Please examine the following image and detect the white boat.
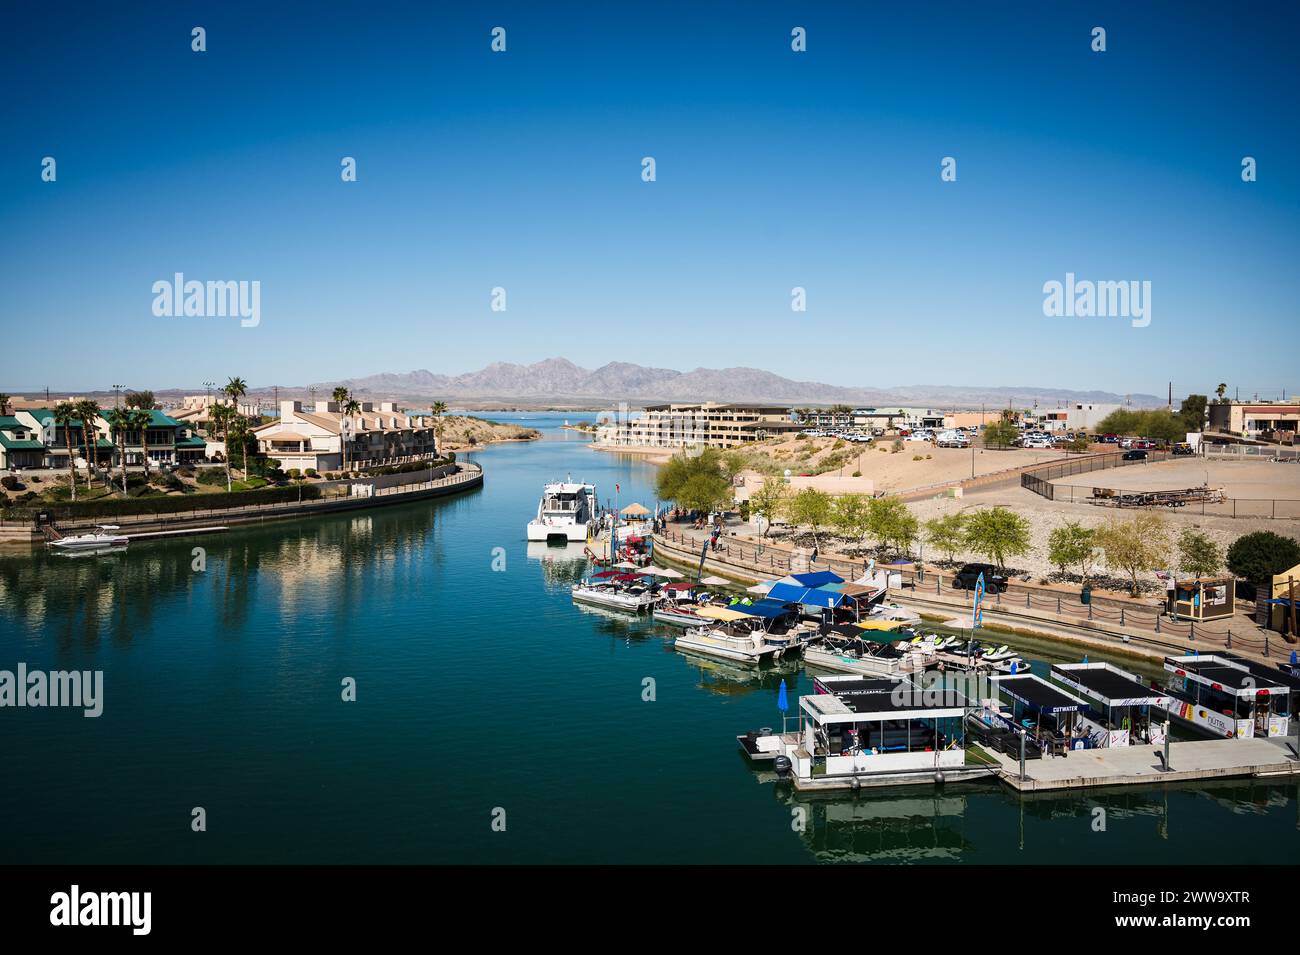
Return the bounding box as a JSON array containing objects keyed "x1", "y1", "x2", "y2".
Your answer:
[
  {"x1": 48, "y1": 524, "x2": 129, "y2": 552},
  {"x1": 571, "y1": 580, "x2": 654, "y2": 612},
  {"x1": 675, "y1": 625, "x2": 782, "y2": 665},
  {"x1": 527, "y1": 481, "x2": 599, "y2": 543}
]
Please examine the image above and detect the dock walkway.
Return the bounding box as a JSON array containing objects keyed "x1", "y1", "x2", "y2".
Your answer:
[{"x1": 985, "y1": 737, "x2": 1299, "y2": 792}]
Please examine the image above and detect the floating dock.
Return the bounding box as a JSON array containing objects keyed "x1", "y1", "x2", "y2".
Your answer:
[{"x1": 980, "y1": 736, "x2": 1300, "y2": 793}]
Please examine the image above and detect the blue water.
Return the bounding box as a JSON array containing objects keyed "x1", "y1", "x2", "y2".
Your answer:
[{"x1": 2, "y1": 414, "x2": 1298, "y2": 864}]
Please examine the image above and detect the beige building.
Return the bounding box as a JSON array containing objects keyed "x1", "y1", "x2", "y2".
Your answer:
[
  {"x1": 1208, "y1": 400, "x2": 1300, "y2": 440},
  {"x1": 597, "y1": 403, "x2": 801, "y2": 449},
  {"x1": 253, "y1": 400, "x2": 437, "y2": 473}
]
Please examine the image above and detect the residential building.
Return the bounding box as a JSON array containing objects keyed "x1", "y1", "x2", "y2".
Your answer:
[
  {"x1": 104, "y1": 409, "x2": 207, "y2": 466},
  {"x1": 13, "y1": 408, "x2": 114, "y2": 471},
  {"x1": 253, "y1": 400, "x2": 437, "y2": 473},
  {"x1": 0, "y1": 415, "x2": 46, "y2": 470},
  {"x1": 169, "y1": 395, "x2": 265, "y2": 436},
  {"x1": 596, "y1": 403, "x2": 801, "y2": 449}
]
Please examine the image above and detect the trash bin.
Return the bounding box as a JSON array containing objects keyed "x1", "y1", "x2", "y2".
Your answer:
[{"x1": 1081, "y1": 585, "x2": 1092, "y2": 605}]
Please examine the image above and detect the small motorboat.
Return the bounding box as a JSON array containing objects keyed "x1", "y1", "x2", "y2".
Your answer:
[{"x1": 48, "y1": 525, "x2": 129, "y2": 552}]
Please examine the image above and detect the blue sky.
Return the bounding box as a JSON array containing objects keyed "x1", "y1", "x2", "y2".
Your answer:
[{"x1": 1, "y1": 1, "x2": 1297, "y2": 398}]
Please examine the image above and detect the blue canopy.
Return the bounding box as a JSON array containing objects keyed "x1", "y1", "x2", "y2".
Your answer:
[
  {"x1": 766, "y1": 582, "x2": 848, "y2": 609},
  {"x1": 745, "y1": 598, "x2": 798, "y2": 619},
  {"x1": 789, "y1": 570, "x2": 844, "y2": 587}
]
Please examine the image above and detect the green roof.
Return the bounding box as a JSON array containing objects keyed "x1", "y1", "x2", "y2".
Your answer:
[
  {"x1": 175, "y1": 436, "x2": 207, "y2": 448},
  {"x1": 0, "y1": 434, "x2": 45, "y2": 450},
  {"x1": 0, "y1": 416, "x2": 23, "y2": 429}
]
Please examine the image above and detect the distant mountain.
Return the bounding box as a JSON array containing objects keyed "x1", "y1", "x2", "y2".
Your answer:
[{"x1": 269, "y1": 359, "x2": 1163, "y2": 409}]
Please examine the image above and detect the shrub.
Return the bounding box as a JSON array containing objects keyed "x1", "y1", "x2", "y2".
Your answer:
[
  {"x1": 305, "y1": 468, "x2": 318, "y2": 478},
  {"x1": 197, "y1": 469, "x2": 226, "y2": 486},
  {"x1": 1, "y1": 476, "x2": 20, "y2": 491},
  {"x1": 1226, "y1": 531, "x2": 1300, "y2": 587},
  {"x1": 287, "y1": 468, "x2": 301, "y2": 479}
]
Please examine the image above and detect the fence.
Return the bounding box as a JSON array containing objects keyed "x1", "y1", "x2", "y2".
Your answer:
[{"x1": 654, "y1": 523, "x2": 1290, "y2": 660}]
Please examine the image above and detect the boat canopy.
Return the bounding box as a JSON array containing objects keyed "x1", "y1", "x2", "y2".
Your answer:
[
  {"x1": 784, "y1": 570, "x2": 844, "y2": 588},
  {"x1": 662, "y1": 582, "x2": 695, "y2": 591},
  {"x1": 766, "y1": 581, "x2": 850, "y2": 608},
  {"x1": 696, "y1": 606, "x2": 754, "y2": 622},
  {"x1": 742, "y1": 599, "x2": 796, "y2": 620},
  {"x1": 856, "y1": 620, "x2": 906, "y2": 632}
]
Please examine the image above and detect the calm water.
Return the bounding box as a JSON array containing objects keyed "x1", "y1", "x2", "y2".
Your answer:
[{"x1": 2, "y1": 414, "x2": 1298, "y2": 864}]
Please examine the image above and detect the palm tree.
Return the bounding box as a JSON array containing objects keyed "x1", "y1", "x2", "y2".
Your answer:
[
  {"x1": 124, "y1": 389, "x2": 155, "y2": 410},
  {"x1": 225, "y1": 377, "x2": 248, "y2": 405},
  {"x1": 332, "y1": 386, "x2": 349, "y2": 406},
  {"x1": 129, "y1": 408, "x2": 153, "y2": 477},
  {"x1": 430, "y1": 401, "x2": 447, "y2": 454},
  {"x1": 210, "y1": 403, "x2": 234, "y2": 491},
  {"x1": 342, "y1": 394, "x2": 361, "y2": 472},
  {"x1": 105, "y1": 407, "x2": 132, "y2": 495},
  {"x1": 76, "y1": 399, "x2": 102, "y2": 486},
  {"x1": 53, "y1": 401, "x2": 78, "y2": 502}
]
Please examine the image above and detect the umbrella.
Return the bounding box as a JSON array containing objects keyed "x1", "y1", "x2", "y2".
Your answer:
[
  {"x1": 745, "y1": 583, "x2": 773, "y2": 595},
  {"x1": 614, "y1": 560, "x2": 639, "y2": 569},
  {"x1": 644, "y1": 566, "x2": 684, "y2": 578},
  {"x1": 700, "y1": 575, "x2": 731, "y2": 586},
  {"x1": 621, "y1": 502, "x2": 650, "y2": 516}
]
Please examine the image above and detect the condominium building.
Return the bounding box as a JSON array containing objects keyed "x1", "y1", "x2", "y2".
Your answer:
[
  {"x1": 6, "y1": 408, "x2": 205, "y2": 469},
  {"x1": 253, "y1": 400, "x2": 437, "y2": 473},
  {"x1": 596, "y1": 403, "x2": 801, "y2": 449}
]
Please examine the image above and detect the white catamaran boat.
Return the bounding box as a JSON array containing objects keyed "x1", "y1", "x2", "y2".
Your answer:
[
  {"x1": 48, "y1": 524, "x2": 129, "y2": 552},
  {"x1": 527, "y1": 481, "x2": 599, "y2": 543}
]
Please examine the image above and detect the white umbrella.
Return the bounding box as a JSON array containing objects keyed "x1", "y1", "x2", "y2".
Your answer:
[
  {"x1": 700, "y1": 575, "x2": 731, "y2": 586},
  {"x1": 746, "y1": 582, "x2": 774, "y2": 595},
  {"x1": 644, "y1": 566, "x2": 684, "y2": 578},
  {"x1": 613, "y1": 560, "x2": 640, "y2": 570}
]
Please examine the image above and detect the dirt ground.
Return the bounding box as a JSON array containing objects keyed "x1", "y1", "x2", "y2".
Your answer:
[{"x1": 1049, "y1": 456, "x2": 1300, "y2": 501}]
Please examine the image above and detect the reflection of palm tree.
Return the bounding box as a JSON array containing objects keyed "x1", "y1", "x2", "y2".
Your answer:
[{"x1": 53, "y1": 402, "x2": 78, "y2": 501}]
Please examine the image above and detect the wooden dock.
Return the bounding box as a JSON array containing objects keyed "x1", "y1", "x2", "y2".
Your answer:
[{"x1": 985, "y1": 737, "x2": 1300, "y2": 792}]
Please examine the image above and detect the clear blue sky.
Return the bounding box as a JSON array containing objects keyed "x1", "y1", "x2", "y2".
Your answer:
[{"x1": 2, "y1": 1, "x2": 1297, "y2": 398}]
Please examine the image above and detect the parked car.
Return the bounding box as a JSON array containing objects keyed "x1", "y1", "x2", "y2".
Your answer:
[
  {"x1": 1122, "y1": 449, "x2": 1148, "y2": 461},
  {"x1": 1023, "y1": 437, "x2": 1054, "y2": 449},
  {"x1": 1172, "y1": 442, "x2": 1195, "y2": 456},
  {"x1": 951, "y1": 563, "x2": 1008, "y2": 593},
  {"x1": 936, "y1": 430, "x2": 970, "y2": 448},
  {"x1": 905, "y1": 431, "x2": 934, "y2": 442}
]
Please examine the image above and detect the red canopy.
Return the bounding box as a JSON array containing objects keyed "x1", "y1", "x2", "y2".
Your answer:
[
  {"x1": 592, "y1": 570, "x2": 620, "y2": 578},
  {"x1": 663, "y1": 582, "x2": 695, "y2": 591},
  {"x1": 614, "y1": 573, "x2": 643, "y2": 581}
]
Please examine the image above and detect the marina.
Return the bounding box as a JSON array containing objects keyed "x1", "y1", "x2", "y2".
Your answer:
[{"x1": 3, "y1": 414, "x2": 1299, "y2": 864}]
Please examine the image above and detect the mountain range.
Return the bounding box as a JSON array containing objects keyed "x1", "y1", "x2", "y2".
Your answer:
[{"x1": 243, "y1": 358, "x2": 1163, "y2": 409}]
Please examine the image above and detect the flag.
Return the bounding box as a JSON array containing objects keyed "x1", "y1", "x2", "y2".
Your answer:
[{"x1": 972, "y1": 572, "x2": 985, "y2": 628}]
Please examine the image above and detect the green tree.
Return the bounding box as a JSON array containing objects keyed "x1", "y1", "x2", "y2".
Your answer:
[
  {"x1": 124, "y1": 389, "x2": 156, "y2": 410},
  {"x1": 963, "y1": 506, "x2": 1032, "y2": 571},
  {"x1": 1225, "y1": 531, "x2": 1300, "y2": 588},
  {"x1": 866, "y1": 496, "x2": 916, "y2": 555},
  {"x1": 129, "y1": 408, "x2": 153, "y2": 476},
  {"x1": 105, "y1": 407, "x2": 132, "y2": 495},
  {"x1": 830, "y1": 492, "x2": 871, "y2": 545},
  {"x1": 786, "y1": 488, "x2": 833, "y2": 546},
  {"x1": 210, "y1": 403, "x2": 235, "y2": 492},
  {"x1": 1094, "y1": 513, "x2": 1172, "y2": 596},
  {"x1": 342, "y1": 395, "x2": 362, "y2": 472},
  {"x1": 1095, "y1": 408, "x2": 1143, "y2": 436},
  {"x1": 924, "y1": 512, "x2": 968, "y2": 562},
  {"x1": 1140, "y1": 409, "x2": 1186, "y2": 445},
  {"x1": 1177, "y1": 395, "x2": 1208, "y2": 434},
  {"x1": 1215, "y1": 383, "x2": 1228, "y2": 402},
  {"x1": 982, "y1": 419, "x2": 1019, "y2": 449},
  {"x1": 656, "y1": 448, "x2": 733, "y2": 515},
  {"x1": 1177, "y1": 528, "x2": 1221, "y2": 579},
  {"x1": 1047, "y1": 521, "x2": 1098, "y2": 583},
  {"x1": 748, "y1": 476, "x2": 790, "y2": 537},
  {"x1": 53, "y1": 401, "x2": 79, "y2": 502},
  {"x1": 76, "y1": 399, "x2": 102, "y2": 486}
]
